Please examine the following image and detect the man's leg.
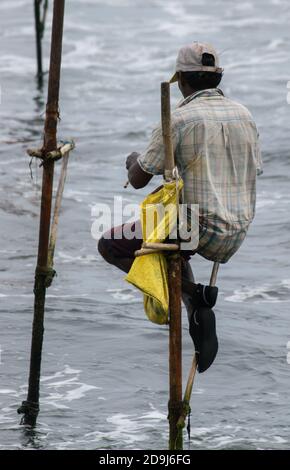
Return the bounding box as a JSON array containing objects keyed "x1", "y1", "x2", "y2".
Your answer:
[
  {"x1": 98, "y1": 223, "x2": 197, "y2": 321},
  {"x1": 181, "y1": 257, "x2": 196, "y2": 322},
  {"x1": 98, "y1": 221, "x2": 142, "y2": 274}
]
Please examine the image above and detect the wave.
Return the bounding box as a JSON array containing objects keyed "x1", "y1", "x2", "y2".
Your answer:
[{"x1": 225, "y1": 279, "x2": 290, "y2": 303}]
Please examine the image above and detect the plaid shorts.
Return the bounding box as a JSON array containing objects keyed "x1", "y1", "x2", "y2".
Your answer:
[
  {"x1": 102, "y1": 218, "x2": 248, "y2": 264},
  {"x1": 102, "y1": 220, "x2": 196, "y2": 262}
]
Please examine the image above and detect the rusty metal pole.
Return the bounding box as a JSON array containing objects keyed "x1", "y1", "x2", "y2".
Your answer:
[
  {"x1": 161, "y1": 82, "x2": 183, "y2": 450},
  {"x1": 18, "y1": 0, "x2": 66, "y2": 426}
]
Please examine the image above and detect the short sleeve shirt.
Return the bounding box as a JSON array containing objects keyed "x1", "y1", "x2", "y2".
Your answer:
[{"x1": 137, "y1": 88, "x2": 262, "y2": 263}]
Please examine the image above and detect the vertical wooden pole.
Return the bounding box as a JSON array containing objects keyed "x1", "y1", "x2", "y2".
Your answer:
[
  {"x1": 161, "y1": 83, "x2": 175, "y2": 183},
  {"x1": 34, "y1": 0, "x2": 43, "y2": 87},
  {"x1": 167, "y1": 254, "x2": 183, "y2": 449},
  {"x1": 177, "y1": 261, "x2": 220, "y2": 430},
  {"x1": 161, "y1": 82, "x2": 183, "y2": 450},
  {"x1": 18, "y1": 0, "x2": 66, "y2": 426},
  {"x1": 47, "y1": 152, "x2": 70, "y2": 268}
]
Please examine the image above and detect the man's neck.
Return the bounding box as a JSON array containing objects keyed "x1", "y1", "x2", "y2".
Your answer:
[{"x1": 182, "y1": 88, "x2": 197, "y2": 98}]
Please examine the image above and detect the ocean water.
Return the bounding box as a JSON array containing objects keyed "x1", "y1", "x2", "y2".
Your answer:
[{"x1": 0, "y1": 0, "x2": 290, "y2": 450}]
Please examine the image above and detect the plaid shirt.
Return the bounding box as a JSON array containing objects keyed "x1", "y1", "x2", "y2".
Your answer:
[{"x1": 138, "y1": 88, "x2": 262, "y2": 263}]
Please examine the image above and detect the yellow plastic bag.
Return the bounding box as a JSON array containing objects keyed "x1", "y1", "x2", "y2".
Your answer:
[{"x1": 126, "y1": 179, "x2": 183, "y2": 325}]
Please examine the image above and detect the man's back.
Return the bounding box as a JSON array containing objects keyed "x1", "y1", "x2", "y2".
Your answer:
[
  {"x1": 172, "y1": 88, "x2": 262, "y2": 227},
  {"x1": 138, "y1": 87, "x2": 262, "y2": 262}
]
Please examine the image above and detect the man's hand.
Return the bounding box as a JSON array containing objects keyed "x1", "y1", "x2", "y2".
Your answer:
[{"x1": 126, "y1": 152, "x2": 140, "y2": 170}]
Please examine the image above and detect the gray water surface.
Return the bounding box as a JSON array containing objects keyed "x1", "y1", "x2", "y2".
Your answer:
[{"x1": 0, "y1": 0, "x2": 290, "y2": 450}]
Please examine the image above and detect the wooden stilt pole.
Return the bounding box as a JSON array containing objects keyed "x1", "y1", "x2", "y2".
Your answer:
[
  {"x1": 34, "y1": 0, "x2": 49, "y2": 88},
  {"x1": 168, "y1": 254, "x2": 183, "y2": 449},
  {"x1": 34, "y1": 0, "x2": 43, "y2": 87},
  {"x1": 48, "y1": 149, "x2": 71, "y2": 268},
  {"x1": 177, "y1": 262, "x2": 220, "y2": 431},
  {"x1": 161, "y1": 82, "x2": 183, "y2": 450},
  {"x1": 18, "y1": 0, "x2": 66, "y2": 426}
]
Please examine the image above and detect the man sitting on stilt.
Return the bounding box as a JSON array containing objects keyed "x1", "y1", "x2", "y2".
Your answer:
[{"x1": 98, "y1": 42, "x2": 262, "y2": 362}]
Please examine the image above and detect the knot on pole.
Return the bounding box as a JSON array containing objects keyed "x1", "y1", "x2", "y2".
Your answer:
[
  {"x1": 135, "y1": 242, "x2": 180, "y2": 258},
  {"x1": 177, "y1": 400, "x2": 191, "y2": 430},
  {"x1": 168, "y1": 399, "x2": 184, "y2": 450},
  {"x1": 17, "y1": 400, "x2": 39, "y2": 423},
  {"x1": 35, "y1": 265, "x2": 56, "y2": 290},
  {"x1": 27, "y1": 140, "x2": 75, "y2": 167}
]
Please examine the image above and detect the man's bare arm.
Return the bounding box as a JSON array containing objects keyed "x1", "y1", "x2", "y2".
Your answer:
[{"x1": 126, "y1": 152, "x2": 153, "y2": 189}]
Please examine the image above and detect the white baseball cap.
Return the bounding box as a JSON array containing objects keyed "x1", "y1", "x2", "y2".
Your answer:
[{"x1": 170, "y1": 42, "x2": 223, "y2": 83}]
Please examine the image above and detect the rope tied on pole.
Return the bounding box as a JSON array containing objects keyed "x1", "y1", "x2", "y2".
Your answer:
[
  {"x1": 168, "y1": 398, "x2": 184, "y2": 449},
  {"x1": 34, "y1": 265, "x2": 57, "y2": 289},
  {"x1": 27, "y1": 140, "x2": 75, "y2": 167},
  {"x1": 17, "y1": 400, "x2": 39, "y2": 423}
]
